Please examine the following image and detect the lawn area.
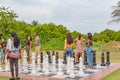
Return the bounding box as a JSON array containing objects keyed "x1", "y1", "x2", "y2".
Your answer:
[
  {"x1": 101, "y1": 68, "x2": 120, "y2": 80},
  {"x1": 0, "y1": 76, "x2": 28, "y2": 80}
]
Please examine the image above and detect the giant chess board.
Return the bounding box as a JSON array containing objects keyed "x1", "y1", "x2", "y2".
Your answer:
[{"x1": 0, "y1": 62, "x2": 112, "y2": 80}]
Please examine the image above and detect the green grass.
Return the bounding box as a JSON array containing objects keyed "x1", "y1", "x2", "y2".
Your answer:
[
  {"x1": 0, "y1": 76, "x2": 28, "y2": 80},
  {"x1": 101, "y1": 68, "x2": 120, "y2": 80}
]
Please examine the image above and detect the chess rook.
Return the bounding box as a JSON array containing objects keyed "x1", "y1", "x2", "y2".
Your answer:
[
  {"x1": 106, "y1": 51, "x2": 110, "y2": 66},
  {"x1": 101, "y1": 52, "x2": 105, "y2": 66}
]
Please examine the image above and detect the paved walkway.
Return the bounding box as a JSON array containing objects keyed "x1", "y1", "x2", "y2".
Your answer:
[
  {"x1": 84, "y1": 63, "x2": 120, "y2": 80},
  {"x1": 0, "y1": 63, "x2": 120, "y2": 80}
]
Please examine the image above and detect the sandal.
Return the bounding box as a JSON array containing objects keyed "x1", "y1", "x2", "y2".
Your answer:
[
  {"x1": 9, "y1": 78, "x2": 15, "y2": 80},
  {"x1": 15, "y1": 78, "x2": 20, "y2": 80}
]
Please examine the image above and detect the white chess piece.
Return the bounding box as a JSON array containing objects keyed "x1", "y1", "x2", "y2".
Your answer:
[
  {"x1": 79, "y1": 57, "x2": 85, "y2": 77},
  {"x1": 57, "y1": 59, "x2": 63, "y2": 77},
  {"x1": 23, "y1": 50, "x2": 29, "y2": 73},
  {"x1": 5, "y1": 59, "x2": 10, "y2": 72},
  {"x1": 44, "y1": 55, "x2": 50, "y2": 75},
  {"x1": 42, "y1": 56, "x2": 46, "y2": 72},
  {"x1": 31, "y1": 52, "x2": 36, "y2": 75},
  {"x1": 18, "y1": 59, "x2": 21, "y2": 72},
  {"x1": 52, "y1": 54, "x2": 56, "y2": 73},
  {"x1": 69, "y1": 58, "x2": 75, "y2": 78},
  {"x1": 66, "y1": 56, "x2": 71, "y2": 74},
  {"x1": 37, "y1": 54, "x2": 41, "y2": 71}
]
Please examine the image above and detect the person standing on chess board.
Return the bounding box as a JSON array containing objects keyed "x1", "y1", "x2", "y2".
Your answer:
[
  {"x1": 6, "y1": 32, "x2": 21, "y2": 80},
  {"x1": 64, "y1": 33, "x2": 74, "y2": 58},
  {"x1": 34, "y1": 32, "x2": 40, "y2": 63},
  {"x1": 0, "y1": 43, "x2": 4, "y2": 64},
  {"x1": 74, "y1": 34, "x2": 84, "y2": 63},
  {"x1": 1, "y1": 38, "x2": 7, "y2": 64},
  {"x1": 86, "y1": 33, "x2": 93, "y2": 68},
  {"x1": 24, "y1": 36, "x2": 32, "y2": 64}
]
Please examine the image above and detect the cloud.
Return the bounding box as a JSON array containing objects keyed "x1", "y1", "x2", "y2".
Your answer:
[{"x1": 0, "y1": 0, "x2": 120, "y2": 33}]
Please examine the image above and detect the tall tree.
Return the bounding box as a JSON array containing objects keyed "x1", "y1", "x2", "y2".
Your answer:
[
  {"x1": 109, "y1": 1, "x2": 120, "y2": 23},
  {"x1": 31, "y1": 20, "x2": 39, "y2": 26},
  {"x1": 0, "y1": 6, "x2": 18, "y2": 36}
]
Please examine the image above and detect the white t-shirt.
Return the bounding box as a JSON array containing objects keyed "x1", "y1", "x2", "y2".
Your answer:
[{"x1": 6, "y1": 39, "x2": 21, "y2": 52}]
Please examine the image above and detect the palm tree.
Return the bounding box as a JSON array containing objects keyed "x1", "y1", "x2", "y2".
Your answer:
[
  {"x1": 31, "y1": 20, "x2": 39, "y2": 26},
  {"x1": 109, "y1": 1, "x2": 120, "y2": 23}
]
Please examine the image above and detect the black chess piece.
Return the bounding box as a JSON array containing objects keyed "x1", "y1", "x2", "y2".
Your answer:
[
  {"x1": 92, "y1": 50, "x2": 97, "y2": 66},
  {"x1": 40, "y1": 52, "x2": 43, "y2": 63},
  {"x1": 84, "y1": 50, "x2": 88, "y2": 65},
  {"x1": 78, "y1": 53, "x2": 80, "y2": 63},
  {"x1": 73, "y1": 51, "x2": 75, "y2": 64},
  {"x1": 101, "y1": 52, "x2": 105, "y2": 66},
  {"x1": 52, "y1": 51, "x2": 55, "y2": 56},
  {"x1": 63, "y1": 51, "x2": 67, "y2": 64},
  {"x1": 106, "y1": 51, "x2": 110, "y2": 66},
  {"x1": 47, "y1": 51, "x2": 52, "y2": 63},
  {"x1": 56, "y1": 52, "x2": 59, "y2": 63}
]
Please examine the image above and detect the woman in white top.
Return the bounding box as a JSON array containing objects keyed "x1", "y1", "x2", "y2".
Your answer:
[{"x1": 6, "y1": 32, "x2": 21, "y2": 80}]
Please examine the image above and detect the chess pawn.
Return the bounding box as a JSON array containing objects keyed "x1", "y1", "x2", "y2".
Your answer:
[
  {"x1": 56, "y1": 52, "x2": 59, "y2": 63},
  {"x1": 37, "y1": 54, "x2": 41, "y2": 71},
  {"x1": 44, "y1": 55, "x2": 50, "y2": 75},
  {"x1": 5, "y1": 59, "x2": 10, "y2": 72},
  {"x1": 92, "y1": 50, "x2": 96, "y2": 66},
  {"x1": 79, "y1": 57, "x2": 85, "y2": 77},
  {"x1": 57, "y1": 59, "x2": 63, "y2": 76},
  {"x1": 66, "y1": 57, "x2": 71, "y2": 74},
  {"x1": 42, "y1": 56, "x2": 45, "y2": 72},
  {"x1": 69, "y1": 58, "x2": 75, "y2": 78},
  {"x1": 84, "y1": 50, "x2": 88, "y2": 65},
  {"x1": 52, "y1": 54, "x2": 56, "y2": 73},
  {"x1": 31, "y1": 52, "x2": 36, "y2": 74},
  {"x1": 63, "y1": 52, "x2": 67, "y2": 64},
  {"x1": 40, "y1": 52, "x2": 43, "y2": 63}
]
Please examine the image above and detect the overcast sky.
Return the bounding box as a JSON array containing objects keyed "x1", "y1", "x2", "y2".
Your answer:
[{"x1": 0, "y1": 0, "x2": 120, "y2": 34}]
